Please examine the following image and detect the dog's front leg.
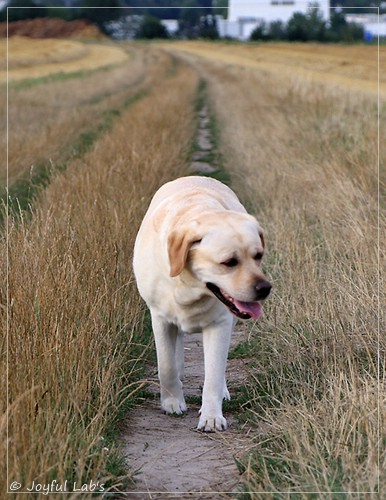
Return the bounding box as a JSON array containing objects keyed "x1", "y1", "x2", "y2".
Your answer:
[
  {"x1": 198, "y1": 315, "x2": 234, "y2": 432},
  {"x1": 151, "y1": 314, "x2": 187, "y2": 415}
]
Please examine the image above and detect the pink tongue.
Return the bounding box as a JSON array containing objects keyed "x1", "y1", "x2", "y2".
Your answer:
[{"x1": 234, "y1": 300, "x2": 263, "y2": 319}]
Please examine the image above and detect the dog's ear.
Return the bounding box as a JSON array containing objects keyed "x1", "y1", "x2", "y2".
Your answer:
[{"x1": 167, "y1": 225, "x2": 201, "y2": 277}]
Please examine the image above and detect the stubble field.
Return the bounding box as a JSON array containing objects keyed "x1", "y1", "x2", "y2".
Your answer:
[{"x1": 2, "y1": 38, "x2": 385, "y2": 497}]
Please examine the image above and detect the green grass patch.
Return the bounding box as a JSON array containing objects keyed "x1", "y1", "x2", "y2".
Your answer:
[
  {"x1": 10, "y1": 64, "x2": 121, "y2": 91},
  {"x1": 223, "y1": 385, "x2": 251, "y2": 414},
  {"x1": 228, "y1": 340, "x2": 260, "y2": 360},
  {"x1": 165, "y1": 54, "x2": 180, "y2": 78},
  {"x1": 185, "y1": 395, "x2": 202, "y2": 407},
  {"x1": 198, "y1": 169, "x2": 232, "y2": 185},
  {"x1": 191, "y1": 78, "x2": 232, "y2": 186},
  {"x1": 194, "y1": 79, "x2": 207, "y2": 113},
  {"x1": 238, "y1": 436, "x2": 353, "y2": 498}
]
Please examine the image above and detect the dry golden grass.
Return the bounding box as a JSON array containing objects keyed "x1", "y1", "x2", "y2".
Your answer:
[
  {"x1": 1, "y1": 49, "x2": 198, "y2": 495},
  {"x1": 1, "y1": 39, "x2": 139, "y2": 189},
  {"x1": 0, "y1": 37, "x2": 129, "y2": 82},
  {"x1": 165, "y1": 40, "x2": 386, "y2": 97},
  {"x1": 191, "y1": 50, "x2": 385, "y2": 495},
  {"x1": 1, "y1": 43, "x2": 163, "y2": 187},
  {"x1": 5, "y1": 36, "x2": 89, "y2": 69}
]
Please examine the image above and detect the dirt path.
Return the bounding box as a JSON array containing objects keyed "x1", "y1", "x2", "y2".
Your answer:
[
  {"x1": 122, "y1": 328, "x2": 252, "y2": 498},
  {"x1": 121, "y1": 101, "x2": 253, "y2": 499}
]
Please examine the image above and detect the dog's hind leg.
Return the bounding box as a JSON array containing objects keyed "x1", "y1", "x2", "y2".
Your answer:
[
  {"x1": 223, "y1": 380, "x2": 230, "y2": 401},
  {"x1": 175, "y1": 330, "x2": 185, "y2": 383},
  {"x1": 152, "y1": 315, "x2": 187, "y2": 415}
]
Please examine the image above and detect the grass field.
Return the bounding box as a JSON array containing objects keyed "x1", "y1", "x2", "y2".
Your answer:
[
  {"x1": 2, "y1": 38, "x2": 385, "y2": 496},
  {"x1": 165, "y1": 40, "x2": 386, "y2": 96}
]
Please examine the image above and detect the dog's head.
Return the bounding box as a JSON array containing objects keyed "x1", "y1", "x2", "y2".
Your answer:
[{"x1": 167, "y1": 211, "x2": 271, "y2": 320}]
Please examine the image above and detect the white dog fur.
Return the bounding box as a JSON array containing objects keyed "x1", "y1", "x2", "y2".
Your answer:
[{"x1": 133, "y1": 176, "x2": 271, "y2": 432}]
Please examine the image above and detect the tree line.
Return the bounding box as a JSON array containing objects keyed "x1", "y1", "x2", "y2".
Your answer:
[
  {"x1": 250, "y1": 8, "x2": 365, "y2": 43},
  {"x1": 1, "y1": 0, "x2": 215, "y2": 25},
  {"x1": 1, "y1": 0, "x2": 371, "y2": 42}
]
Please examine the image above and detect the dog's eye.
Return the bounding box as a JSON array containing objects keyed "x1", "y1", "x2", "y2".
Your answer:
[
  {"x1": 254, "y1": 252, "x2": 263, "y2": 261},
  {"x1": 221, "y1": 258, "x2": 238, "y2": 267}
]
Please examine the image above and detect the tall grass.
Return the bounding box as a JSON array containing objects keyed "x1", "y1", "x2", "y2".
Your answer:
[
  {"x1": 1, "y1": 51, "x2": 198, "y2": 496},
  {"x1": 205, "y1": 63, "x2": 384, "y2": 495}
]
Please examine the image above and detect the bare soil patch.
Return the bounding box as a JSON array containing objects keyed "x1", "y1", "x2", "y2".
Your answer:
[{"x1": 0, "y1": 18, "x2": 104, "y2": 39}]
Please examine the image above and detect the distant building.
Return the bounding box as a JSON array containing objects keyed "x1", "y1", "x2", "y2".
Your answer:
[
  {"x1": 217, "y1": 0, "x2": 330, "y2": 40},
  {"x1": 161, "y1": 19, "x2": 179, "y2": 36}
]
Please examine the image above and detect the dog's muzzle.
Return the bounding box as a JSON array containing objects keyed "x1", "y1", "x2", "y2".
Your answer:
[
  {"x1": 255, "y1": 280, "x2": 272, "y2": 301},
  {"x1": 206, "y1": 282, "x2": 269, "y2": 320}
]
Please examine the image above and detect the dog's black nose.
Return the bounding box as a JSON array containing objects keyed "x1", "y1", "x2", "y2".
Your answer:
[{"x1": 255, "y1": 280, "x2": 272, "y2": 300}]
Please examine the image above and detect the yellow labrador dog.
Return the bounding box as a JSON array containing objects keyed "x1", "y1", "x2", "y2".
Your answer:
[{"x1": 133, "y1": 176, "x2": 271, "y2": 431}]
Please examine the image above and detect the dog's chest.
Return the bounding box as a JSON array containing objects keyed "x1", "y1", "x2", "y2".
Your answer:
[{"x1": 169, "y1": 285, "x2": 225, "y2": 333}]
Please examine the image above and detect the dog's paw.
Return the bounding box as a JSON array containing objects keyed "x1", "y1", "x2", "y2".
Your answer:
[
  {"x1": 161, "y1": 396, "x2": 187, "y2": 415},
  {"x1": 197, "y1": 413, "x2": 227, "y2": 432}
]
